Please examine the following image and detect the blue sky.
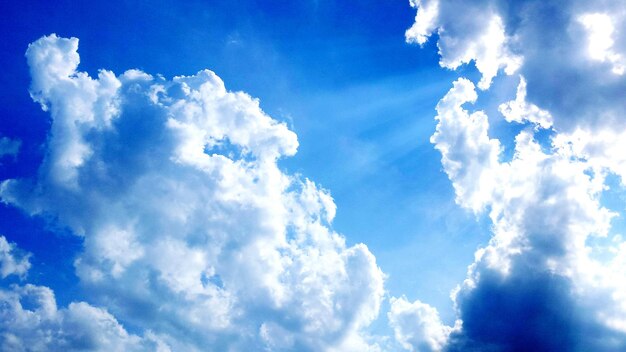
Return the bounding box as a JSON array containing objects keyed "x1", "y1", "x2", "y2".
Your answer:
[{"x1": 3, "y1": 0, "x2": 626, "y2": 351}]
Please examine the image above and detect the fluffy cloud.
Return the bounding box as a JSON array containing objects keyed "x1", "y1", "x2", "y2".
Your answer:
[
  {"x1": 0, "y1": 236, "x2": 30, "y2": 279},
  {"x1": 406, "y1": 0, "x2": 521, "y2": 90},
  {"x1": 431, "y1": 79, "x2": 625, "y2": 351},
  {"x1": 388, "y1": 296, "x2": 458, "y2": 352},
  {"x1": 0, "y1": 239, "x2": 164, "y2": 352},
  {"x1": 394, "y1": 76, "x2": 626, "y2": 351},
  {"x1": 498, "y1": 76, "x2": 552, "y2": 129},
  {"x1": 405, "y1": 0, "x2": 439, "y2": 46},
  {"x1": 395, "y1": 1, "x2": 626, "y2": 350},
  {"x1": 406, "y1": 0, "x2": 626, "y2": 129},
  {"x1": 0, "y1": 34, "x2": 384, "y2": 351},
  {"x1": 578, "y1": 13, "x2": 625, "y2": 76},
  {"x1": 0, "y1": 284, "x2": 166, "y2": 352}
]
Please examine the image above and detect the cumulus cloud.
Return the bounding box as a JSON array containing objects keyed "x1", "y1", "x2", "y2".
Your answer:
[
  {"x1": 578, "y1": 13, "x2": 625, "y2": 75},
  {"x1": 430, "y1": 78, "x2": 501, "y2": 212},
  {"x1": 388, "y1": 296, "x2": 458, "y2": 352},
  {"x1": 394, "y1": 76, "x2": 626, "y2": 351},
  {"x1": 0, "y1": 34, "x2": 384, "y2": 351},
  {"x1": 406, "y1": 0, "x2": 521, "y2": 90},
  {"x1": 407, "y1": 0, "x2": 626, "y2": 129},
  {"x1": 396, "y1": 1, "x2": 626, "y2": 350},
  {"x1": 0, "y1": 239, "x2": 166, "y2": 352},
  {"x1": 0, "y1": 236, "x2": 30, "y2": 279},
  {"x1": 405, "y1": 0, "x2": 439, "y2": 46},
  {"x1": 0, "y1": 284, "x2": 166, "y2": 352},
  {"x1": 498, "y1": 76, "x2": 552, "y2": 129},
  {"x1": 431, "y1": 79, "x2": 625, "y2": 351}
]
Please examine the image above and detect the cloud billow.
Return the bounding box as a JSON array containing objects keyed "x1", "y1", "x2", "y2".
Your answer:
[{"x1": 0, "y1": 34, "x2": 385, "y2": 351}]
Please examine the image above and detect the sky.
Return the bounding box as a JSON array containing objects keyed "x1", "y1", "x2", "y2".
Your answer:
[{"x1": 2, "y1": 0, "x2": 626, "y2": 351}]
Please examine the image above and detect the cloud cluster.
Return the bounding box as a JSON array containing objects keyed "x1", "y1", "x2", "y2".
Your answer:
[
  {"x1": 393, "y1": 0, "x2": 626, "y2": 351},
  {"x1": 388, "y1": 296, "x2": 458, "y2": 352},
  {"x1": 0, "y1": 236, "x2": 30, "y2": 279},
  {"x1": 406, "y1": 0, "x2": 626, "y2": 130},
  {"x1": 1, "y1": 34, "x2": 384, "y2": 351},
  {"x1": 0, "y1": 284, "x2": 166, "y2": 352},
  {"x1": 0, "y1": 236, "x2": 165, "y2": 352}
]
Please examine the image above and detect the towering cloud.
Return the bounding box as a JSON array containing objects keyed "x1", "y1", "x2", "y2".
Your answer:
[
  {"x1": 0, "y1": 34, "x2": 384, "y2": 351},
  {"x1": 392, "y1": 0, "x2": 626, "y2": 351}
]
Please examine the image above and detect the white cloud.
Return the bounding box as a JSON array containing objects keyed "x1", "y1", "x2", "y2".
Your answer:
[
  {"x1": 579, "y1": 13, "x2": 625, "y2": 75},
  {"x1": 0, "y1": 284, "x2": 167, "y2": 352},
  {"x1": 405, "y1": 0, "x2": 439, "y2": 46},
  {"x1": 403, "y1": 4, "x2": 626, "y2": 346},
  {"x1": 388, "y1": 296, "x2": 458, "y2": 352},
  {"x1": 406, "y1": 1, "x2": 521, "y2": 89},
  {"x1": 408, "y1": 0, "x2": 626, "y2": 130},
  {"x1": 25, "y1": 34, "x2": 121, "y2": 188},
  {"x1": 396, "y1": 75, "x2": 626, "y2": 350},
  {"x1": 498, "y1": 76, "x2": 552, "y2": 129},
  {"x1": 430, "y1": 78, "x2": 501, "y2": 212},
  {"x1": 0, "y1": 236, "x2": 30, "y2": 279},
  {"x1": 554, "y1": 128, "x2": 626, "y2": 185},
  {"x1": 1, "y1": 34, "x2": 385, "y2": 351},
  {"x1": 0, "y1": 239, "x2": 166, "y2": 352}
]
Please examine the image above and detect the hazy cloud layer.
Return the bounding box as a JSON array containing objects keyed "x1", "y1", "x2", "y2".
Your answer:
[{"x1": 1, "y1": 34, "x2": 385, "y2": 351}]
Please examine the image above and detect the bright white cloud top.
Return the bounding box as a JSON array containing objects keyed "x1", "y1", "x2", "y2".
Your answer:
[
  {"x1": 0, "y1": 34, "x2": 384, "y2": 351},
  {"x1": 389, "y1": 0, "x2": 626, "y2": 351}
]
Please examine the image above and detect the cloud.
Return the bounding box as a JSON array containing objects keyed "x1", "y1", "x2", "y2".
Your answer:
[
  {"x1": 406, "y1": 0, "x2": 521, "y2": 90},
  {"x1": 394, "y1": 77, "x2": 626, "y2": 350},
  {"x1": 0, "y1": 236, "x2": 30, "y2": 279},
  {"x1": 388, "y1": 296, "x2": 458, "y2": 352},
  {"x1": 430, "y1": 77, "x2": 501, "y2": 213},
  {"x1": 498, "y1": 76, "x2": 552, "y2": 129},
  {"x1": 0, "y1": 34, "x2": 384, "y2": 351},
  {"x1": 578, "y1": 13, "x2": 625, "y2": 75},
  {"x1": 0, "y1": 284, "x2": 167, "y2": 352},
  {"x1": 405, "y1": 0, "x2": 439, "y2": 46},
  {"x1": 0, "y1": 239, "x2": 166, "y2": 352},
  {"x1": 407, "y1": 0, "x2": 626, "y2": 130},
  {"x1": 393, "y1": 76, "x2": 626, "y2": 351},
  {"x1": 395, "y1": 1, "x2": 626, "y2": 350}
]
